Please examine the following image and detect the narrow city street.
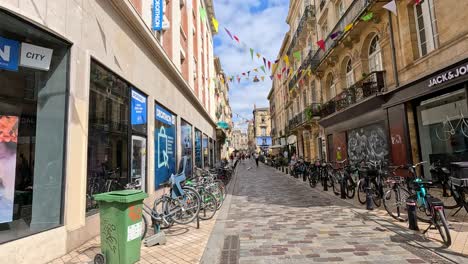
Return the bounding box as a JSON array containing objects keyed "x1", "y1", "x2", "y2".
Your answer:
[{"x1": 201, "y1": 160, "x2": 465, "y2": 264}]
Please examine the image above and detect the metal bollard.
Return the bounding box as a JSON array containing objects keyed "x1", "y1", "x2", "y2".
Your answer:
[
  {"x1": 365, "y1": 182, "x2": 374, "y2": 210},
  {"x1": 406, "y1": 198, "x2": 419, "y2": 231},
  {"x1": 340, "y1": 177, "x2": 347, "y2": 199}
]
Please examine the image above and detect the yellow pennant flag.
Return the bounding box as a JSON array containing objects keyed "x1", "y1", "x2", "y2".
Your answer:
[
  {"x1": 261, "y1": 76, "x2": 265, "y2": 81},
  {"x1": 307, "y1": 69, "x2": 312, "y2": 77},
  {"x1": 212, "y1": 18, "x2": 219, "y2": 33},
  {"x1": 256, "y1": 53, "x2": 261, "y2": 59},
  {"x1": 283, "y1": 55, "x2": 290, "y2": 66},
  {"x1": 344, "y1": 23, "x2": 353, "y2": 33},
  {"x1": 254, "y1": 68, "x2": 258, "y2": 72}
]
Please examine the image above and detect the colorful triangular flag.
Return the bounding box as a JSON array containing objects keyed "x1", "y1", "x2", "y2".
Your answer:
[
  {"x1": 317, "y1": 40, "x2": 325, "y2": 51},
  {"x1": 225, "y1": 28, "x2": 233, "y2": 40},
  {"x1": 360, "y1": 12, "x2": 373, "y2": 22},
  {"x1": 344, "y1": 23, "x2": 353, "y2": 33},
  {"x1": 250, "y1": 48, "x2": 254, "y2": 60},
  {"x1": 261, "y1": 76, "x2": 265, "y2": 81},
  {"x1": 254, "y1": 68, "x2": 258, "y2": 72},
  {"x1": 293, "y1": 50, "x2": 301, "y2": 61},
  {"x1": 260, "y1": 66, "x2": 266, "y2": 73},
  {"x1": 233, "y1": 35, "x2": 240, "y2": 43},
  {"x1": 268, "y1": 61, "x2": 271, "y2": 70},
  {"x1": 277, "y1": 74, "x2": 282, "y2": 80},
  {"x1": 383, "y1": 0, "x2": 397, "y2": 16},
  {"x1": 212, "y1": 18, "x2": 219, "y2": 32},
  {"x1": 256, "y1": 53, "x2": 261, "y2": 59},
  {"x1": 283, "y1": 55, "x2": 289, "y2": 66},
  {"x1": 330, "y1": 31, "x2": 342, "y2": 40},
  {"x1": 200, "y1": 7, "x2": 207, "y2": 22}
]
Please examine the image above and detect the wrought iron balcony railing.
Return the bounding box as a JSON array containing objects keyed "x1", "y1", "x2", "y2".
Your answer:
[
  {"x1": 287, "y1": 5, "x2": 315, "y2": 56},
  {"x1": 289, "y1": 0, "x2": 372, "y2": 90},
  {"x1": 320, "y1": 71, "x2": 385, "y2": 118}
]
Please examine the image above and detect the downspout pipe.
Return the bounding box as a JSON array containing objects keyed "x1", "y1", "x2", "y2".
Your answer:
[{"x1": 388, "y1": 11, "x2": 399, "y2": 88}]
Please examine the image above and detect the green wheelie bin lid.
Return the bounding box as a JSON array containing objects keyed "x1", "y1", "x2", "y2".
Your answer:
[{"x1": 93, "y1": 190, "x2": 148, "y2": 203}]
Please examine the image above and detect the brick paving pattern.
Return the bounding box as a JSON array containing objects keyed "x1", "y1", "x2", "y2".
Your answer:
[{"x1": 213, "y1": 161, "x2": 463, "y2": 264}]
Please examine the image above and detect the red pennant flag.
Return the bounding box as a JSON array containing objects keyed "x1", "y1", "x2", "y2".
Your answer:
[
  {"x1": 277, "y1": 74, "x2": 282, "y2": 80},
  {"x1": 237, "y1": 77, "x2": 241, "y2": 83},
  {"x1": 317, "y1": 40, "x2": 325, "y2": 51},
  {"x1": 268, "y1": 61, "x2": 271, "y2": 70},
  {"x1": 282, "y1": 67, "x2": 286, "y2": 73},
  {"x1": 242, "y1": 72, "x2": 246, "y2": 76},
  {"x1": 233, "y1": 35, "x2": 240, "y2": 43}
]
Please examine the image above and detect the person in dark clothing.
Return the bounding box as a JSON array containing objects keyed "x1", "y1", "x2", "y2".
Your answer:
[{"x1": 254, "y1": 153, "x2": 259, "y2": 167}]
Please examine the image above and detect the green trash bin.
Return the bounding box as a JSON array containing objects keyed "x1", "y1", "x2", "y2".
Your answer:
[{"x1": 93, "y1": 190, "x2": 148, "y2": 264}]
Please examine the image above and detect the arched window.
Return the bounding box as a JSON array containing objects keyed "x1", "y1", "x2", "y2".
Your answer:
[
  {"x1": 345, "y1": 59, "x2": 355, "y2": 88},
  {"x1": 368, "y1": 36, "x2": 383, "y2": 72}
]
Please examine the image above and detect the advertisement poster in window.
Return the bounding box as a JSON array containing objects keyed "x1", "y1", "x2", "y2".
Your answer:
[
  {"x1": 0, "y1": 116, "x2": 18, "y2": 223},
  {"x1": 181, "y1": 120, "x2": 193, "y2": 177},
  {"x1": 203, "y1": 134, "x2": 209, "y2": 168},
  {"x1": 131, "y1": 89, "x2": 147, "y2": 133},
  {"x1": 195, "y1": 129, "x2": 202, "y2": 168},
  {"x1": 155, "y1": 104, "x2": 176, "y2": 189}
]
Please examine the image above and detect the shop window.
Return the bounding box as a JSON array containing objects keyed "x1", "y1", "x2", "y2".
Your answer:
[
  {"x1": 130, "y1": 89, "x2": 148, "y2": 191},
  {"x1": 87, "y1": 62, "x2": 130, "y2": 213},
  {"x1": 368, "y1": 36, "x2": 383, "y2": 72},
  {"x1": 203, "y1": 134, "x2": 209, "y2": 168},
  {"x1": 209, "y1": 138, "x2": 214, "y2": 167},
  {"x1": 195, "y1": 129, "x2": 202, "y2": 168},
  {"x1": 414, "y1": 0, "x2": 438, "y2": 57},
  {"x1": 0, "y1": 10, "x2": 69, "y2": 243},
  {"x1": 417, "y1": 89, "x2": 468, "y2": 178},
  {"x1": 181, "y1": 119, "x2": 193, "y2": 177}
]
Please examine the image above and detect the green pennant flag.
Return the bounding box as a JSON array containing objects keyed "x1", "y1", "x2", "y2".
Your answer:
[
  {"x1": 260, "y1": 65, "x2": 266, "y2": 73},
  {"x1": 250, "y1": 48, "x2": 254, "y2": 60},
  {"x1": 200, "y1": 7, "x2": 207, "y2": 22},
  {"x1": 360, "y1": 12, "x2": 373, "y2": 22},
  {"x1": 293, "y1": 50, "x2": 301, "y2": 61}
]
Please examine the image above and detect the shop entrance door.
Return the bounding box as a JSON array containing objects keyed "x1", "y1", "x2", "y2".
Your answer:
[{"x1": 131, "y1": 135, "x2": 147, "y2": 191}]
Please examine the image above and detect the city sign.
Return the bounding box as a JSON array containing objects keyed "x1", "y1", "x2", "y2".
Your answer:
[{"x1": 19, "y1": 42, "x2": 53, "y2": 71}]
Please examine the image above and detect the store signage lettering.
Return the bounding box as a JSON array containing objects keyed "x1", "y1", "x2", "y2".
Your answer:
[
  {"x1": 131, "y1": 89, "x2": 147, "y2": 125},
  {"x1": 152, "y1": 0, "x2": 163, "y2": 31},
  {"x1": 428, "y1": 63, "x2": 468, "y2": 88},
  {"x1": 156, "y1": 105, "x2": 174, "y2": 125},
  {"x1": 20, "y1": 42, "x2": 53, "y2": 71},
  {"x1": 0, "y1": 36, "x2": 19, "y2": 71}
]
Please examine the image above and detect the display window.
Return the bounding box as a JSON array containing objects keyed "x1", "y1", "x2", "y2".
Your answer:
[
  {"x1": 416, "y1": 88, "x2": 468, "y2": 178},
  {"x1": 195, "y1": 129, "x2": 203, "y2": 168},
  {"x1": 203, "y1": 134, "x2": 209, "y2": 168},
  {"x1": 154, "y1": 103, "x2": 176, "y2": 189},
  {"x1": 180, "y1": 120, "x2": 193, "y2": 178},
  {"x1": 130, "y1": 89, "x2": 148, "y2": 191},
  {"x1": 0, "y1": 10, "x2": 69, "y2": 243}
]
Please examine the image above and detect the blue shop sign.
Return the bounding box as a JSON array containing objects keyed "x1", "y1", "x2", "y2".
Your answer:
[
  {"x1": 152, "y1": 0, "x2": 163, "y2": 31},
  {"x1": 0, "y1": 36, "x2": 19, "y2": 71},
  {"x1": 131, "y1": 89, "x2": 147, "y2": 125},
  {"x1": 155, "y1": 104, "x2": 175, "y2": 126}
]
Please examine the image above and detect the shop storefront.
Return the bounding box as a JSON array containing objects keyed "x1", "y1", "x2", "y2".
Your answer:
[
  {"x1": 195, "y1": 128, "x2": 203, "y2": 168},
  {"x1": 203, "y1": 133, "x2": 209, "y2": 168},
  {"x1": 385, "y1": 59, "x2": 468, "y2": 179},
  {"x1": 0, "y1": 9, "x2": 69, "y2": 244}
]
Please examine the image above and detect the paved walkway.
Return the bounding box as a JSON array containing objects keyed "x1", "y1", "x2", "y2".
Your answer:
[{"x1": 201, "y1": 160, "x2": 467, "y2": 264}]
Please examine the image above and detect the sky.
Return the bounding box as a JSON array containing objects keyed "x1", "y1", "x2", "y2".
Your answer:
[{"x1": 212, "y1": 0, "x2": 290, "y2": 131}]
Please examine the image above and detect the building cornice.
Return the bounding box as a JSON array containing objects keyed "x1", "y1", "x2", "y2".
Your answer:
[{"x1": 110, "y1": 0, "x2": 217, "y2": 127}]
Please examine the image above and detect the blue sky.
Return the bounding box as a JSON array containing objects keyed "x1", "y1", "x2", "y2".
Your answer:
[{"x1": 212, "y1": 0, "x2": 290, "y2": 131}]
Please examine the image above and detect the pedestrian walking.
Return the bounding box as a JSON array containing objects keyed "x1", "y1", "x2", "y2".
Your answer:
[{"x1": 254, "y1": 152, "x2": 259, "y2": 167}]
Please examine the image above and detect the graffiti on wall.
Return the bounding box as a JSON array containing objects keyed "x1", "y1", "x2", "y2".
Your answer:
[{"x1": 347, "y1": 123, "x2": 389, "y2": 162}]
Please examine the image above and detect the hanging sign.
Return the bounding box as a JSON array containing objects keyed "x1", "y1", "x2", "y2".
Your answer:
[
  {"x1": 19, "y1": 42, "x2": 53, "y2": 71},
  {"x1": 152, "y1": 0, "x2": 163, "y2": 31},
  {"x1": 131, "y1": 89, "x2": 147, "y2": 125},
  {"x1": 0, "y1": 36, "x2": 20, "y2": 71}
]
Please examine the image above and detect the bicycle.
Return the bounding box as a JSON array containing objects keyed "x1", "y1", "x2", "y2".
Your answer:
[
  {"x1": 127, "y1": 157, "x2": 201, "y2": 238},
  {"x1": 383, "y1": 169, "x2": 412, "y2": 222},
  {"x1": 342, "y1": 161, "x2": 360, "y2": 199},
  {"x1": 357, "y1": 160, "x2": 386, "y2": 207},
  {"x1": 435, "y1": 111, "x2": 468, "y2": 141}
]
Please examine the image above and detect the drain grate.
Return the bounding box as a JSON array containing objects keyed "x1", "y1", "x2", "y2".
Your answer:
[{"x1": 220, "y1": 235, "x2": 240, "y2": 264}]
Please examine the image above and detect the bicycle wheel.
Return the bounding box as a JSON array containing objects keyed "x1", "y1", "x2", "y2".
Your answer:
[
  {"x1": 383, "y1": 187, "x2": 411, "y2": 222},
  {"x1": 357, "y1": 179, "x2": 367, "y2": 204},
  {"x1": 435, "y1": 123, "x2": 451, "y2": 141},
  {"x1": 309, "y1": 171, "x2": 318, "y2": 188},
  {"x1": 371, "y1": 181, "x2": 382, "y2": 208},
  {"x1": 198, "y1": 191, "x2": 218, "y2": 220},
  {"x1": 345, "y1": 177, "x2": 356, "y2": 199},
  {"x1": 443, "y1": 184, "x2": 461, "y2": 209},
  {"x1": 407, "y1": 194, "x2": 432, "y2": 223},
  {"x1": 154, "y1": 196, "x2": 174, "y2": 229},
  {"x1": 141, "y1": 213, "x2": 149, "y2": 239},
  {"x1": 435, "y1": 209, "x2": 452, "y2": 247},
  {"x1": 332, "y1": 177, "x2": 340, "y2": 196},
  {"x1": 171, "y1": 187, "x2": 201, "y2": 225},
  {"x1": 207, "y1": 183, "x2": 224, "y2": 210}
]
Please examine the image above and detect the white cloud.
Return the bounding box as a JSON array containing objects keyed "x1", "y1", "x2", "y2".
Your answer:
[{"x1": 213, "y1": 0, "x2": 289, "y2": 130}]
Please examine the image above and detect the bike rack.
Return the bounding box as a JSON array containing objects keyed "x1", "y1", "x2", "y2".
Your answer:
[{"x1": 144, "y1": 222, "x2": 167, "y2": 247}]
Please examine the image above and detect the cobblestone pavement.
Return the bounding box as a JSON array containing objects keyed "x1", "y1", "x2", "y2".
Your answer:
[{"x1": 203, "y1": 160, "x2": 466, "y2": 264}]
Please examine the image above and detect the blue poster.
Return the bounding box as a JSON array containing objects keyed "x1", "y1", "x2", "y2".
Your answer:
[
  {"x1": 256, "y1": 136, "x2": 272, "y2": 146},
  {"x1": 155, "y1": 104, "x2": 176, "y2": 189},
  {"x1": 152, "y1": 0, "x2": 163, "y2": 31},
  {"x1": 0, "y1": 36, "x2": 19, "y2": 71},
  {"x1": 131, "y1": 89, "x2": 147, "y2": 125},
  {"x1": 181, "y1": 120, "x2": 193, "y2": 177},
  {"x1": 195, "y1": 129, "x2": 202, "y2": 168}
]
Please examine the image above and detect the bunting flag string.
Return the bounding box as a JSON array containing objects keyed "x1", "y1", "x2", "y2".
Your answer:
[
  {"x1": 224, "y1": 28, "x2": 233, "y2": 40},
  {"x1": 200, "y1": 7, "x2": 207, "y2": 22},
  {"x1": 317, "y1": 40, "x2": 325, "y2": 51},
  {"x1": 250, "y1": 48, "x2": 254, "y2": 60},
  {"x1": 383, "y1": 0, "x2": 397, "y2": 16},
  {"x1": 344, "y1": 23, "x2": 353, "y2": 33},
  {"x1": 212, "y1": 18, "x2": 219, "y2": 33},
  {"x1": 293, "y1": 51, "x2": 301, "y2": 61},
  {"x1": 360, "y1": 12, "x2": 374, "y2": 22}
]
